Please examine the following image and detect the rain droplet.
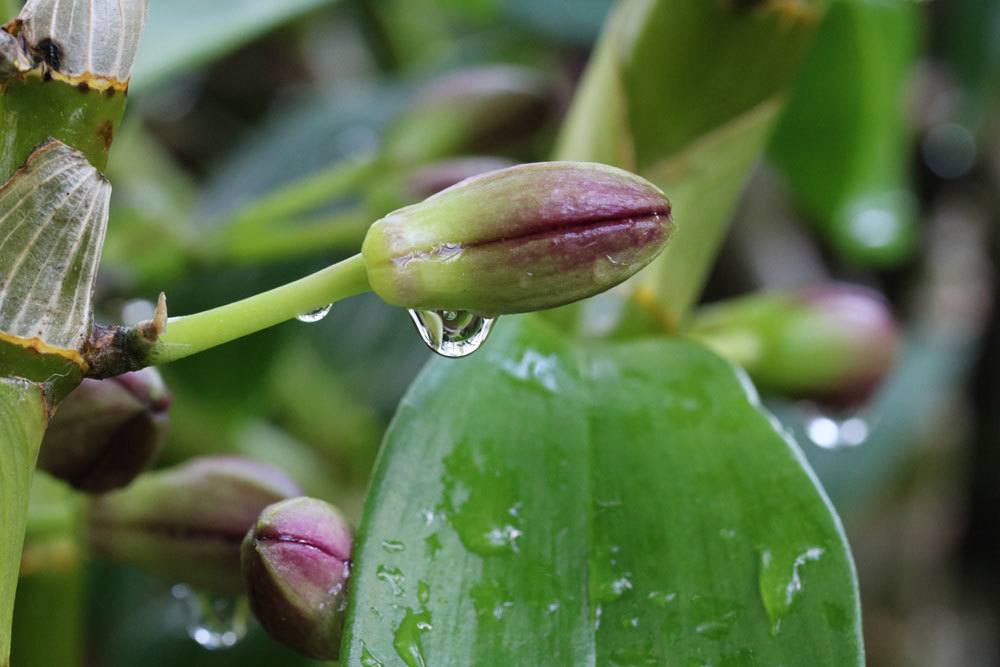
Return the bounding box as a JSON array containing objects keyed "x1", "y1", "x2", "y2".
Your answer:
[
  {"x1": 393, "y1": 582, "x2": 433, "y2": 667},
  {"x1": 471, "y1": 580, "x2": 514, "y2": 621},
  {"x1": 758, "y1": 546, "x2": 825, "y2": 634},
  {"x1": 376, "y1": 565, "x2": 406, "y2": 597},
  {"x1": 381, "y1": 539, "x2": 407, "y2": 554},
  {"x1": 408, "y1": 309, "x2": 497, "y2": 358},
  {"x1": 297, "y1": 303, "x2": 333, "y2": 323},
  {"x1": 361, "y1": 642, "x2": 386, "y2": 667},
  {"x1": 170, "y1": 584, "x2": 248, "y2": 650}
]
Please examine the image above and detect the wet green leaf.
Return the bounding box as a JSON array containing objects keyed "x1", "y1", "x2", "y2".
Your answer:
[{"x1": 342, "y1": 316, "x2": 863, "y2": 665}]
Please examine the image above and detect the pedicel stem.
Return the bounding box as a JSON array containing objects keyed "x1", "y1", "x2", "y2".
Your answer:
[{"x1": 145, "y1": 253, "x2": 370, "y2": 367}]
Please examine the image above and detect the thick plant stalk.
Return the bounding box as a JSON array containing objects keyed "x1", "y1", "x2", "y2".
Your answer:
[
  {"x1": 0, "y1": 379, "x2": 46, "y2": 666},
  {"x1": 0, "y1": 2, "x2": 149, "y2": 661}
]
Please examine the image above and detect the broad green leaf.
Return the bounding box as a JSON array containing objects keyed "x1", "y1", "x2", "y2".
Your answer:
[
  {"x1": 132, "y1": 0, "x2": 335, "y2": 93},
  {"x1": 0, "y1": 142, "x2": 110, "y2": 353},
  {"x1": 0, "y1": 377, "x2": 47, "y2": 664},
  {"x1": 554, "y1": 0, "x2": 829, "y2": 328},
  {"x1": 342, "y1": 316, "x2": 863, "y2": 665},
  {"x1": 769, "y1": 0, "x2": 921, "y2": 266}
]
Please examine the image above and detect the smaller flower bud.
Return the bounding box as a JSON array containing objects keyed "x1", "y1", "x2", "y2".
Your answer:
[
  {"x1": 689, "y1": 284, "x2": 900, "y2": 402},
  {"x1": 384, "y1": 65, "x2": 555, "y2": 164},
  {"x1": 362, "y1": 161, "x2": 672, "y2": 314},
  {"x1": 87, "y1": 456, "x2": 301, "y2": 594},
  {"x1": 37, "y1": 368, "x2": 170, "y2": 493},
  {"x1": 241, "y1": 498, "x2": 352, "y2": 660}
]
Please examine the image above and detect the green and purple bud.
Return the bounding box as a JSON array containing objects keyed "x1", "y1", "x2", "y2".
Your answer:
[
  {"x1": 689, "y1": 283, "x2": 900, "y2": 402},
  {"x1": 362, "y1": 161, "x2": 672, "y2": 314},
  {"x1": 87, "y1": 456, "x2": 301, "y2": 594},
  {"x1": 384, "y1": 65, "x2": 555, "y2": 164},
  {"x1": 241, "y1": 497, "x2": 352, "y2": 660},
  {"x1": 37, "y1": 368, "x2": 170, "y2": 493}
]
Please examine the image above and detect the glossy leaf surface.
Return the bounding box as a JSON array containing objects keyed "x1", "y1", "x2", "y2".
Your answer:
[{"x1": 342, "y1": 316, "x2": 863, "y2": 666}]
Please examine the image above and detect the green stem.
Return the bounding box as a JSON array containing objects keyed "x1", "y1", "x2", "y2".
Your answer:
[
  {"x1": 12, "y1": 567, "x2": 82, "y2": 667},
  {"x1": 1, "y1": 0, "x2": 17, "y2": 20},
  {"x1": 226, "y1": 154, "x2": 379, "y2": 233},
  {"x1": 147, "y1": 254, "x2": 371, "y2": 366},
  {"x1": 208, "y1": 210, "x2": 371, "y2": 267},
  {"x1": 0, "y1": 378, "x2": 47, "y2": 667}
]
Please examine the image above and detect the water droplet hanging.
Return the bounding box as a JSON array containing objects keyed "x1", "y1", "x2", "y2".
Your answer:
[{"x1": 408, "y1": 309, "x2": 496, "y2": 358}]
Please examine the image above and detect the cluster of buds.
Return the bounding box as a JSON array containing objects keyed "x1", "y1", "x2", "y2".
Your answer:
[{"x1": 84, "y1": 455, "x2": 354, "y2": 659}]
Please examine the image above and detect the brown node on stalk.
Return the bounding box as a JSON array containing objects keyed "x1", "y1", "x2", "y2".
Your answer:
[{"x1": 83, "y1": 294, "x2": 168, "y2": 379}]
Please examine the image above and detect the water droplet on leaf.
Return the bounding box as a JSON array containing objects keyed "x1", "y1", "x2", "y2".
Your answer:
[
  {"x1": 171, "y1": 584, "x2": 248, "y2": 650},
  {"x1": 361, "y1": 642, "x2": 386, "y2": 666},
  {"x1": 376, "y1": 565, "x2": 406, "y2": 597},
  {"x1": 381, "y1": 539, "x2": 406, "y2": 553},
  {"x1": 758, "y1": 546, "x2": 825, "y2": 634},
  {"x1": 393, "y1": 582, "x2": 433, "y2": 667},
  {"x1": 408, "y1": 309, "x2": 496, "y2": 358},
  {"x1": 297, "y1": 303, "x2": 333, "y2": 323}
]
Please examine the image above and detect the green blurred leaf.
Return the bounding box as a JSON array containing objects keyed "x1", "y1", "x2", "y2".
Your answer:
[
  {"x1": 769, "y1": 0, "x2": 921, "y2": 266},
  {"x1": 555, "y1": 0, "x2": 829, "y2": 327},
  {"x1": 132, "y1": 0, "x2": 336, "y2": 93},
  {"x1": 342, "y1": 316, "x2": 863, "y2": 665}
]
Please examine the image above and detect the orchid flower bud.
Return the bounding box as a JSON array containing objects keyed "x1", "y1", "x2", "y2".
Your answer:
[
  {"x1": 689, "y1": 284, "x2": 900, "y2": 402},
  {"x1": 241, "y1": 497, "x2": 352, "y2": 660},
  {"x1": 384, "y1": 65, "x2": 555, "y2": 164},
  {"x1": 362, "y1": 161, "x2": 672, "y2": 315},
  {"x1": 87, "y1": 456, "x2": 301, "y2": 594},
  {"x1": 37, "y1": 368, "x2": 170, "y2": 493}
]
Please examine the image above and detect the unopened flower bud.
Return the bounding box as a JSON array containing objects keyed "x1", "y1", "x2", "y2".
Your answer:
[
  {"x1": 690, "y1": 284, "x2": 900, "y2": 401},
  {"x1": 384, "y1": 65, "x2": 555, "y2": 164},
  {"x1": 363, "y1": 161, "x2": 672, "y2": 314},
  {"x1": 241, "y1": 498, "x2": 352, "y2": 660},
  {"x1": 87, "y1": 456, "x2": 301, "y2": 594},
  {"x1": 37, "y1": 368, "x2": 170, "y2": 493}
]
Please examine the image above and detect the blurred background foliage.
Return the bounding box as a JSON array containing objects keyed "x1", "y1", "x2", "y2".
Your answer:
[{"x1": 9, "y1": 0, "x2": 1000, "y2": 664}]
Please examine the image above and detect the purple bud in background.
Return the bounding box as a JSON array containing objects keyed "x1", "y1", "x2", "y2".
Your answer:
[
  {"x1": 690, "y1": 283, "x2": 900, "y2": 402},
  {"x1": 363, "y1": 161, "x2": 673, "y2": 315},
  {"x1": 241, "y1": 497, "x2": 353, "y2": 660},
  {"x1": 87, "y1": 456, "x2": 301, "y2": 594},
  {"x1": 38, "y1": 368, "x2": 170, "y2": 492}
]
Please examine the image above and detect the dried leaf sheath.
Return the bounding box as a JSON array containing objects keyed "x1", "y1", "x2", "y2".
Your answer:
[
  {"x1": 16, "y1": 0, "x2": 148, "y2": 88},
  {"x1": 0, "y1": 141, "x2": 111, "y2": 352}
]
